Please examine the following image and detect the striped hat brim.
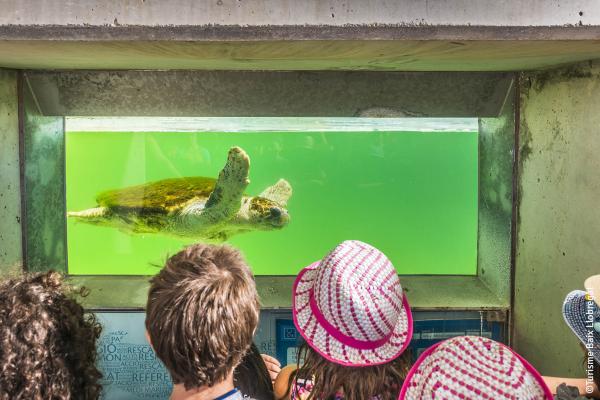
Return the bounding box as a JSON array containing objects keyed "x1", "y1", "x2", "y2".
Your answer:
[
  {"x1": 292, "y1": 262, "x2": 413, "y2": 367},
  {"x1": 398, "y1": 336, "x2": 553, "y2": 400}
]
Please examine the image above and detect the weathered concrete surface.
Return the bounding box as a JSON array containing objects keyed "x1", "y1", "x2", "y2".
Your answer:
[
  {"x1": 72, "y1": 275, "x2": 508, "y2": 310},
  {"x1": 1, "y1": 1, "x2": 600, "y2": 71},
  {"x1": 25, "y1": 70, "x2": 511, "y2": 117},
  {"x1": 514, "y1": 60, "x2": 600, "y2": 376},
  {"x1": 0, "y1": 70, "x2": 21, "y2": 273},
  {"x1": 2, "y1": 40, "x2": 600, "y2": 71},
  {"x1": 477, "y1": 81, "x2": 515, "y2": 308},
  {"x1": 1, "y1": 0, "x2": 598, "y2": 27}
]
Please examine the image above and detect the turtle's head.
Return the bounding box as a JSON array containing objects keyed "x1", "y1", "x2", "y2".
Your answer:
[
  {"x1": 235, "y1": 179, "x2": 292, "y2": 230},
  {"x1": 243, "y1": 196, "x2": 290, "y2": 230}
]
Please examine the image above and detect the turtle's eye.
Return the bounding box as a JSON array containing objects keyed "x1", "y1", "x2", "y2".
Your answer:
[{"x1": 269, "y1": 207, "x2": 281, "y2": 218}]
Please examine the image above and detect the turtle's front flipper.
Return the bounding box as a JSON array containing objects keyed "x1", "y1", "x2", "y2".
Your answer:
[
  {"x1": 260, "y1": 179, "x2": 292, "y2": 207},
  {"x1": 196, "y1": 147, "x2": 250, "y2": 224}
]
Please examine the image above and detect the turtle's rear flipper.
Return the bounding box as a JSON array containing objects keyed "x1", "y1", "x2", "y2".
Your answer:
[
  {"x1": 67, "y1": 207, "x2": 109, "y2": 225},
  {"x1": 197, "y1": 147, "x2": 250, "y2": 224}
]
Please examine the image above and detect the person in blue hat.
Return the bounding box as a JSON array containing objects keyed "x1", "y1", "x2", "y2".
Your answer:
[{"x1": 544, "y1": 275, "x2": 600, "y2": 399}]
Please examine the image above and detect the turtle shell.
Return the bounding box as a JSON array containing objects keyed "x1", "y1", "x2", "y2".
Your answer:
[{"x1": 97, "y1": 177, "x2": 218, "y2": 215}]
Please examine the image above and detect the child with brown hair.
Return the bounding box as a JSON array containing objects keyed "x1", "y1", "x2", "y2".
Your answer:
[
  {"x1": 274, "y1": 240, "x2": 414, "y2": 400},
  {"x1": 145, "y1": 243, "x2": 266, "y2": 400},
  {"x1": 0, "y1": 271, "x2": 103, "y2": 400}
]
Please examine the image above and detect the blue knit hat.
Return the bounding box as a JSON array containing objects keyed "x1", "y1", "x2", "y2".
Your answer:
[{"x1": 562, "y1": 290, "x2": 600, "y2": 363}]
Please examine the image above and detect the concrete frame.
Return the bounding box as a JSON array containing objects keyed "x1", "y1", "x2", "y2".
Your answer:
[
  {"x1": 3, "y1": 1, "x2": 600, "y2": 72},
  {"x1": 2, "y1": 38, "x2": 600, "y2": 72},
  {"x1": 1, "y1": 0, "x2": 600, "y2": 29},
  {"x1": 514, "y1": 60, "x2": 600, "y2": 376},
  {"x1": 18, "y1": 70, "x2": 514, "y2": 321},
  {"x1": 0, "y1": 70, "x2": 21, "y2": 272},
  {"x1": 2, "y1": 0, "x2": 599, "y2": 376},
  {"x1": 25, "y1": 70, "x2": 512, "y2": 117}
]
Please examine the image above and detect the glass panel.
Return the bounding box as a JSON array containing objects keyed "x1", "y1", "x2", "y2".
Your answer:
[
  {"x1": 65, "y1": 118, "x2": 478, "y2": 276},
  {"x1": 22, "y1": 84, "x2": 66, "y2": 272}
]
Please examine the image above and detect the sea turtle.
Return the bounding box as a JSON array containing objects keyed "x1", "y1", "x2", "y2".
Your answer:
[{"x1": 68, "y1": 147, "x2": 292, "y2": 241}]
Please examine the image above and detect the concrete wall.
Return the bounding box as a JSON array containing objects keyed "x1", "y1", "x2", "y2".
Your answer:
[
  {"x1": 2, "y1": 1, "x2": 600, "y2": 72},
  {"x1": 514, "y1": 60, "x2": 600, "y2": 376},
  {"x1": 25, "y1": 70, "x2": 511, "y2": 117},
  {"x1": 1, "y1": 0, "x2": 598, "y2": 27},
  {"x1": 0, "y1": 70, "x2": 21, "y2": 272},
  {"x1": 478, "y1": 81, "x2": 515, "y2": 307}
]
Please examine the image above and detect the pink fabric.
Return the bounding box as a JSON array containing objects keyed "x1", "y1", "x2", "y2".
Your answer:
[
  {"x1": 513, "y1": 352, "x2": 554, "y2": 400},
  {"x1": 290, "y1": 378, "x2": 381, "y2": 400},
  {"x1": 398, "y1": 336, "x2": 553, "y2": 400},
  {"x1": 308, "y1": 288, "x2": 392, "y2": 350},
  {"x1": 292, "y1": 240, "x2": 413, "y2": 367}
]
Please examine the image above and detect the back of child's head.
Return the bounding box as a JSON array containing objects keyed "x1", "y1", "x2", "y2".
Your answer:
[
  {"x1": 398, "y1": 336, "x2": 553, "y2": 400},
  {"x1": 145, "y1": 243, "x2": 260, "y2": 390},
  {"x1": 291, "y1": 240, "x2": 414, "y2": 400},
  {"x1": 0, "y1": 271, "x2": 102, "y2": 400}
]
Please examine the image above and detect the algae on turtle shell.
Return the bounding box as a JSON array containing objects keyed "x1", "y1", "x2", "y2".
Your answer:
[{"x1": 97, "y1": 177, "x2": 217, "y2": 214}]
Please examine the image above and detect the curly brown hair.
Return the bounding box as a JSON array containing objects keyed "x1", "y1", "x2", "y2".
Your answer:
[
  {"x1": 0, "y1": 271, "x2": 103, "y2": 400},
  {"x1": 292, "y1": 342, "x2": 412, "y2": 400},
  {"x1": 145, "y1": 243, "x2": 260, "y2": 390}
]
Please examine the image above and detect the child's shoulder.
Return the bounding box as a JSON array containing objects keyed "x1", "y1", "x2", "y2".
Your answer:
[
  {"x1": 273, "y1": 364, "x2": 300, "y2": 400},
  {"x1": 274, "y1": 365, "x2": 353, "y2": 400},
  {"x1": 274, "y1": 365, "x2": 321, "y2": 400}
]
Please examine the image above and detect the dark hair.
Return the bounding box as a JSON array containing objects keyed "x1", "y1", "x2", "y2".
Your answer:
[
  {"x1": 293, "y1": 342, "x2": 412, "y2": 400},
  {"x1": 235, "y1": 342, "x2": 274, "y2": 399},
  {"x1": 0, "y1": 271, "x2": 102, "y2": 400},
  {"x1": 145, "y1": 243, "x2": 260, "y2": 390}
]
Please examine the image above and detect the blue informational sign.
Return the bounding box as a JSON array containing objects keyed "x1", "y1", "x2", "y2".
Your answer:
[
  {"x1": 259, "y1": 311, "x2": 505, "y2": 365},
  {"x1": 92, "y1": 310, "x2": 505, "y2": 398},
  {"x1": 410, "y1": 317, "x2": 504, "y2": 360},
  {"x1": 96, "y1": 312, "x2": 172, "y2": 400},
  {"x1": 276, "y1": 319, "x2": 302, "y2": 365}
]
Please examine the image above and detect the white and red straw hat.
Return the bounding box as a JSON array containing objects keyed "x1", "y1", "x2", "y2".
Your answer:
[
  {"x1": 292, "y1": 240, "x2": 413, "y2": 367},
  {"x1": 399, "y1": 336, "x2": 553, "y2": 400}
]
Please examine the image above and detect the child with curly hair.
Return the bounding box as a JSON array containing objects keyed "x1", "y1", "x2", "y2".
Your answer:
[{"x1": 0, "y1": 271, "x2": 103, "y2": 400}]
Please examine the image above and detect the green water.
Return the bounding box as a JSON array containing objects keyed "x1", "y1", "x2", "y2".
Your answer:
[{"x1": 66, "y1": 130, "x2": 478, "y2": 276}]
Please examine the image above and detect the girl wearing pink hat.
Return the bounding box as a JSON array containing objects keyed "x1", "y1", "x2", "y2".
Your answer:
[
  {"x1": 398, "y1": 335, "x2": 553, "y2": 400},
  {"x1": 274, "y1": 240, "x2": 414, "y2": 400}
]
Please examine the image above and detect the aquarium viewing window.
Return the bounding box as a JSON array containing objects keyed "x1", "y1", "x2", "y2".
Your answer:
[
  {"x1": 19, "y1": 70, "x2": 515, "y2": 312},
  {"x1": 65, "y1": 117, "x2": 478, "y2": 276}
]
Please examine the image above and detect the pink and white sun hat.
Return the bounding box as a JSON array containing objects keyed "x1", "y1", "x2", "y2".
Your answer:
[
  {"x1": 292, "y1": 240, "x2": 413, "y2": 367},
  {"x1": 399, "y1": 336, "x2": 553, "y2": 400}
]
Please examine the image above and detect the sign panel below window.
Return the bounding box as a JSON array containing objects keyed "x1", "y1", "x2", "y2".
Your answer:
[{"x1": 96, "y1": 312, "x2": 172, "y2": 400}]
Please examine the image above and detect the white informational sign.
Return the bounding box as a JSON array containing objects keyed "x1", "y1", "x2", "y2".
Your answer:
[{"x1": 96, "y1": 312, "x2": 172, "y2": 400}]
